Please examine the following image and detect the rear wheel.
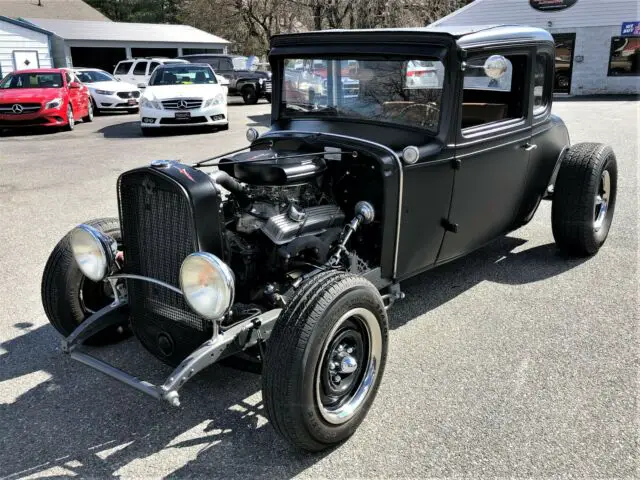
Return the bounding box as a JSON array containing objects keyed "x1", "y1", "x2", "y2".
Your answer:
[
  {"x1": 262, "y1": 271, "x2": 388, "y2": 451},
  {"x1": 41, "y1": 218, "x2": 129, "y2": 345},
  {"x1": 264, "y1": 93, "x2": 272, "y2": 103},
  {"x1": 82, "y1": 99, "x2": 94, "y2": 122},
  {"x1": 242, "y1": 85, "x2": 258, "y2": 105},
  {"x1": 552, "y1": 143, "x2": 617, "y2": 256}
]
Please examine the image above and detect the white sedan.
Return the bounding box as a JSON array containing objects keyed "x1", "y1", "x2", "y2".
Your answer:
[
  {"x1": 139, "y1": 64, "x2": 228, "y2": 135},
  {"x1": 75, "y1": 68, "x2": 141, "y2": 113}
]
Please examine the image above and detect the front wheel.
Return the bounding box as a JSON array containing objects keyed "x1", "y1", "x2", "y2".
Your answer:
[
  {"x1": 64, "y1": 104, "x2": 75, "y2": 131},
  {"x1": 262, "y1": 271, "x2": 388, "y2": 451},
  {"x1": 552, "y1": 143, "x2": 617, "y2": 256},
  {"x1": 241, "y1": 85, "x2": 258, "y2": 105},
  {"x1": 41, "y1": 218, "x2": 129, "y2": 345},
  {"x1": 264, "y1": 93, "x2": 272, "y2": 103}
]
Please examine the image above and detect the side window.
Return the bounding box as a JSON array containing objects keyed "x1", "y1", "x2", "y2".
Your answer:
[
  {"x1": 221, "y1": 59, "x2": 234, "y2": 70},
  {"x1": 207, "y1": 58, "x2": 220, "y2": 70},
  {"x1": 461, "y1": 53, "x2": 527, "y2": 131},
  {"x1": 133, "y1": 61, "x2": 148, "y2": 75},
  {"x1": 148, "y1": 62, "x2": 161, "y2": 74},
  {"x1": 114, "y1": 61, "x2": 132, "y2": 75},
  {"x1": 533, "y1": 53, "x2": 550, "y2": 115}
]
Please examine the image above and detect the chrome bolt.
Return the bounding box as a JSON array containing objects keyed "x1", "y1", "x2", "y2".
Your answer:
[
  {"x1": 333, "y1": 375, "x2": 341, "y2": 383},
  {"x1": 329, "y1": 362, "x2": 336, "y2": 370},
  {"x1": 346, "y1": 347, "x2": 353, "y2": 354},
  {"x1": 337, "y1": 344, "x2": 345, "y2": 352}
]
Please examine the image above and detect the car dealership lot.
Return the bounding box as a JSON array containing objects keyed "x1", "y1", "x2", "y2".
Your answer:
[{"x1": 0, "y1": 99, "x2": 637, "y2": 478}]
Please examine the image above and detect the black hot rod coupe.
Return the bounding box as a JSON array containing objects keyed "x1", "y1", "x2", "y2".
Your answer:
[{"x1": 42, "y1": 26, "x2": 617, "y2": 451}]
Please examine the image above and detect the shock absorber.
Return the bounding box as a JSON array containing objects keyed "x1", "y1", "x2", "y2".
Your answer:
[{"x1": 327, "y1": 201, "x2": 375, "y2": 267}]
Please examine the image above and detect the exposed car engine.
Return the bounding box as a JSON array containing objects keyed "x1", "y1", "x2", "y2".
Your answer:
[{"x1": 213, "y1": 149, "x2": 354, "y2": 308}]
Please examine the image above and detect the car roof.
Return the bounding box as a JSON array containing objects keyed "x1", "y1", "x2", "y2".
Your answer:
[
  {"x1": 74, "y1": 67, "x2": 108, "y2": 72},
  {"x1": 118, "y1": 58, "x2": 188, "y2": 62},
  {"x1": 8, "y1": 68, "x2": 66, "y2": 74},
  {"x1": 272, "y1": 25, "x2": 553, "y2": 48},
  {"x1": 156, "y1": 62, "x2": 212, "y2": 69}
]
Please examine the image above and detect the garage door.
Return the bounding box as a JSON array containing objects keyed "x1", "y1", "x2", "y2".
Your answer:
[{"x1": 70, "y1": 47, "x2": 127, "y2": 73}]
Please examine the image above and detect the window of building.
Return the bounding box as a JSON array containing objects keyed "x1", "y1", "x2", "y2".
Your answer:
[
  {"x1": 115, "y1": 61, "x2": 132, "y2": 75},
  {"x1": 533, "y1": 53, "x2": 550, "y2": 115},
  {"x1": 461, "y1": 54, "x2": 527, "y2": 131},
  {"x1": 132, "y1": 61, "x2": 148, "y2": 75},
  {"x1": 608, "y1": 37, "x2": 640, "y2": 76}
]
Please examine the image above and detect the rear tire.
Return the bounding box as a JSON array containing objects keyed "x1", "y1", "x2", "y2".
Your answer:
[
  {"x1": 552, "y1": 143, "x2": 617, "y2": 256},
  {"x1": 242, "y1": 85, "x2": 258, "y2": 105},
  {"x1": 41, "y1": 218, "x2": 129, "y2": 345},
  {"x1": 264, "y1": 93, "x2": 272, "y2": 103},
  {"x1": 82, "y1": 99, "x2": 94, "y2": 123},
  {"x1": 262, "y1": 271, "x2": 388, "y2": 451}
]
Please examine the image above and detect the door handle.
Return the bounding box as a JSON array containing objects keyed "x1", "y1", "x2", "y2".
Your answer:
[{"x1": 522, "y1": 143, "x2": 538, "y2": 151}]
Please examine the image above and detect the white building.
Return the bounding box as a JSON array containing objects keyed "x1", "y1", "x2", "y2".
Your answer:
[
  {"x1": 0, "y1": 16, "x2": 54, "y2": 77},
  {"x1": 432, "y1": 0, "x2": 639, "y2": 95}
]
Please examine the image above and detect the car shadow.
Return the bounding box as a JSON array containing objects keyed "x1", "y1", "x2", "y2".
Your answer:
[
  {"x1": 0, "y1": 127, "x2": 62, "y2": 137},
  {"x1": 246, "y1": 113, "x2": 271, "y2": 127},
  {"x1": 97, "y1": 122, "x2": 223, "y2": 139},
  {"x1": 0, "y1": 236, "x2": 587, "y2": 478}
]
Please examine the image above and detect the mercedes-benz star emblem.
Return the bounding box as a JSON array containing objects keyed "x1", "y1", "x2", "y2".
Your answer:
[
  {"x1": 177, "y1": 100, "x2": 188, "y2": 110},
  {"x1": 11, "y1": 104, "x2": 24, "y2": 114}
]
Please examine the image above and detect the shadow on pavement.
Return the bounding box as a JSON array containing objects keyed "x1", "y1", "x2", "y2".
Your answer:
[
  {"x1": 97, "y1": 122, "x2": 226, "y2": 139},
  {"x1": 0, "y1": 127, "x2": 63, "y2": 137},
  {"x1": 0, "y1": 237, "x2": 587, "y2": 478}
]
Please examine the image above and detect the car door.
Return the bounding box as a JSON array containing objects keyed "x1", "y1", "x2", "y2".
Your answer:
[
  {"x1": 72, "y1": 73, "x2": 89, "y2": 116},
  {"x1": 131, "y1": 60, "x2": 149, "y2": 87},
  {"x1": 437, "y1": 48, "x2": 534, "y2": 263},
  {"x1": 114, "y1": 60, "x2": 133, "y2": 84},
  {"x1": 217, "y1": 57, "x2": 236, "y2": 88}
]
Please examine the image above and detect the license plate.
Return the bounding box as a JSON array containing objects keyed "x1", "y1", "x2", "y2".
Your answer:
[
  {"x1": 128, "y1": 99, "x2": 137, "y2": 105},
  {"x1": 174, "y1": 112, "x2": 191, "y2": 120}
]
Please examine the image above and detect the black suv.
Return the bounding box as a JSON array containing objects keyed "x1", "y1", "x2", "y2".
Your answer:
[{"x1": 178, "y1": 54, "x2": 271, "y2": 104}]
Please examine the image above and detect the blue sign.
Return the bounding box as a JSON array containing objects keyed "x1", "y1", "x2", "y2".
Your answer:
[{"x1": 621, "y1": 22, "x2": 640, "y2": 36}]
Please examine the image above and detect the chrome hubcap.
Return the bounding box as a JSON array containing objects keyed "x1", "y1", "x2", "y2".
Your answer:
[
  {"x1": 594, "y1": 170, "x2": 610, "y2": 232},
  {"x1": 315, "y1": 308, "x2": 382, "y2": 425}
]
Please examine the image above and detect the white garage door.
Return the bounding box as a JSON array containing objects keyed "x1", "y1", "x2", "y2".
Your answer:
[{"x1": 13, "y1": 51, "x2": 40, "y2": 71}]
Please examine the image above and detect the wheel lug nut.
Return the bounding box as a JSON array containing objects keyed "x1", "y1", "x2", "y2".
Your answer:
[
  {"x1": 333, "y1": 375, "x2": 341, "y2": 383},
  {"x1": 337, "y1": 345, "x2": 344, "y2": 352},
  {"x1": 346, "y1": 347, "x2": 353, "y2": 354},
  {"x1": 329, "y1": 362, "x2": 336, "y2": 370}
]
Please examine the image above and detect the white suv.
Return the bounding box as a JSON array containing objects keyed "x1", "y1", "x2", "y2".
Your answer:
[{"x1": 114, "y1": 58, "x2": 188, "y2": 89}]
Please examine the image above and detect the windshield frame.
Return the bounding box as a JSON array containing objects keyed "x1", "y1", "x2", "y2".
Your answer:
[
  {"x1": 276, "y1": 54, "x2": 446, "y2": 134},
  {"x1": 75, "y1": 69, "x2": 115, "y2": 83},
  {"x1": 0, "y1": 72, "x2": 64, "y2": 89},
  {"x1": 148, "y1": 65, "x2": 218, "y2": 86}
]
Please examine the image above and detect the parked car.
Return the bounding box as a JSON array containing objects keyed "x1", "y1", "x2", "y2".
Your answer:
[
  {"x1": 41, "y1": 26, "x2": 617, "y2": 452},
  {"x1": 74, "y1": 68, "x2": 141, "y2": 114},
  {"x1": 177, "y1": 54, "x2": 271, "y2": 104},
  {"x1": 113, "y1": 58, "x2": 189, "y2": 89},
  {"x1": 138, "y1": 63, "x2": 228, "y2": 135},
  {"x1": 0, "y1": 68, "x2": 92, "y2": 131}
]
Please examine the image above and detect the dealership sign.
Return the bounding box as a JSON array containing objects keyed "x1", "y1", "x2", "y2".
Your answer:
[
  {"x1": 530, "y1": 0, "x2": 578, "y2": 11},
  {"x1": 621, "y1": 21, "x2": 640, "y2": 36}
]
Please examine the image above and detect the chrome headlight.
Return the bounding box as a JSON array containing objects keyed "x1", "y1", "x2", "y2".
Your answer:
[
  {"x1": 45, "y1": 97, "x2": 63, "y2": 109},
  {"x1": 70, "y1": 225, "x2": 117, "y2": 282},
  {"x1": 95, "y1": 89, "x2": 115, "y2": 95},
  {"x1": 141, "y1": 98, "x2": 161, "y2": 109},
  {"x1": 180, "y1": 252, "x2": 234, "y2": 320},
  {"x1": 204, "y1": 93, "x2": 225, "y2": 107}
]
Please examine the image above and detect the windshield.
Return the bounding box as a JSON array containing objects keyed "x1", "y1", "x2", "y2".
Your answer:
[
  {"x1": 282, "y1": 57, "x2": 444, "y2": 131},
  {"x1": 0, "y1": 72, "x2": 63, "y2": 89},
  {"x1": 149, "y1": 66, "x2": 217, "y2": 86},
  {"x1": 76, "y1": 70, "x2": 114, "y2": 83}
]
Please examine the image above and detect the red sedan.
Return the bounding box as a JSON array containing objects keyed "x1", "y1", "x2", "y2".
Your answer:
[{"x1": 0, "y1": 68, "x2": 93, "y2": 131}]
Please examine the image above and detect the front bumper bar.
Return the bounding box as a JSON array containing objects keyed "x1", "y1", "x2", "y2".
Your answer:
[{"x1": 62, "y1": 275, "x2": 281, "y2": 407}]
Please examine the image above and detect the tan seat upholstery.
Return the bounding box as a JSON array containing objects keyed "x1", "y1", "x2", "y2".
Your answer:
[{"x1": 462, "y1": 103, "x2": 508, "y2": 127}]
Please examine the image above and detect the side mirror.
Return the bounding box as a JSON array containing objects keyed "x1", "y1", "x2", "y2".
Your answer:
[
  {"x1": 69, "y1": 82, "x2": 81, "y2": 89},
  {"x1": 137, "y1": 82, "x2": 147, "y2": 89},
  {"x1": 483, "y1": 55, "x2": 509, "y2": 79}
]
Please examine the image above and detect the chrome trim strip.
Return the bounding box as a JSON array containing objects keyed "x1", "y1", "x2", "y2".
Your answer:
[
  {"x1": 261, "y1": 129, "x2": 404, "y2": 279},
  {"x1": 456, "y1": 135, "x2": 531, "y2": 159},
  {"x1": 108, "y1": 273, "x2": 182, "y2": 295}
]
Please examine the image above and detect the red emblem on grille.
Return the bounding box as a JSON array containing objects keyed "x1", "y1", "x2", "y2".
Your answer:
[{"x1": 178, "y1": 168, "x2": 195, "y2": 182}]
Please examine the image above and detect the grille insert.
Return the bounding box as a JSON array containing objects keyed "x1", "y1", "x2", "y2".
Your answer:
[
  {"x1": 118, "y1": 170, "x2": 211, "y2": 364},
  {"x1": 161, "y1": 98, "x2": 202, "y2": 110}
]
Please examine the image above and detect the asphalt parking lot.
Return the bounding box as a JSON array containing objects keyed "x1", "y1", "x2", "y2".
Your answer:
[{"x1": 0, "y1": 97, "x2": 637, "y2": 479}]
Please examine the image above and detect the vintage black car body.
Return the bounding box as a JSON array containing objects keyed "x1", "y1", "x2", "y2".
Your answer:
[{"x1": 42, "y1": 25, "x2": 617, "y2": 452}]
